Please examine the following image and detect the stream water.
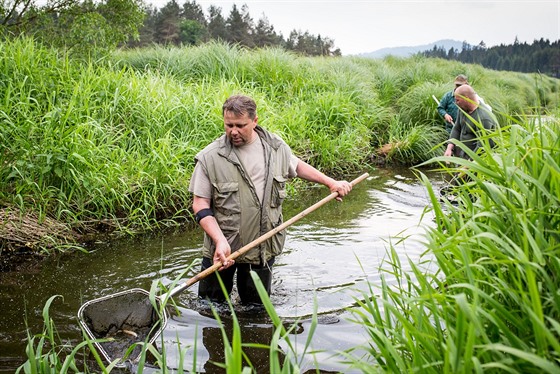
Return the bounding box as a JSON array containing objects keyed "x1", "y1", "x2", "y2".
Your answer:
[{"x1": 0, "y1": 166, "x2": 444, "y2": 373}]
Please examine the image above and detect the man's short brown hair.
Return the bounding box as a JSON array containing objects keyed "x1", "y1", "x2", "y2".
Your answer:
[{"x1": 222, "y1": 95, "x2": 257, "y2": 119}]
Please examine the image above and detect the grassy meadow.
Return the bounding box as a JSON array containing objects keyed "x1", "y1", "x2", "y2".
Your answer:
[
  {"x1": 1, "y1": 37, "x2": 558, "y2": 250},
  {"x1": 4, "y1": 37, "x2": 560, "y2": 372}
]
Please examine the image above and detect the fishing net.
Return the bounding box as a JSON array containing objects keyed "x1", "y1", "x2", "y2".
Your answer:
[{"x1": 78, "y1": 288, "x2": 167, "y2": 366}]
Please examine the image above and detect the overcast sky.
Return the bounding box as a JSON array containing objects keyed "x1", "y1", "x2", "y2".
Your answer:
[{"x1": 148, "y1": 0, "x2": 560, "y2": 55}]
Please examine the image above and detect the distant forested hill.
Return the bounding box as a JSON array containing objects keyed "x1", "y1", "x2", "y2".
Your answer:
[
  {"x1": 358, "y1": 39, "x2": 464, "y2": 58},
  {"x1": 420, "y1": 38, "x2": 559, "y2": 78}
]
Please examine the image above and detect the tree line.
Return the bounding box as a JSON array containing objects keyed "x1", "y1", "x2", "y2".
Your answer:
[
  {"x1": 1, "y1": 0, "x2": 145, "y2": 56},
  {"x1": 0, "y1": 0, "x2": 340, "y2": 57},
  {"x1": 3, "y1": 0, "x2": 557, "y2": 66},
  {"x1": 420, "y1": 38, "x2": 560, "y2": 77},
  {"x1": 128, "y1": 0, "x2": 340, "y2": 56}
]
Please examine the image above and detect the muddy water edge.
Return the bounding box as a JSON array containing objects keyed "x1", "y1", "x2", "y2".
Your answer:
[{"x1": 0, "y1": 166, "x2": 444, "y2": 373}]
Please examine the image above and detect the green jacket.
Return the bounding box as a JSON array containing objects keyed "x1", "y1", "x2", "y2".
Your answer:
[
  {"x1": 450, "y1": 106, "x2": 497, "y2": 160},
  {"x1": 437, "y1": 91, "x2": 459, "y2": 122},
  {"x1": 194, "y1": 126, "x2": 292, "y2": 265}
]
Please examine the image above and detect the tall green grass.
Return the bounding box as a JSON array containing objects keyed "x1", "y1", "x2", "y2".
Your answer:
[
  {"x1": 1, "y1": 37, "x2": 558, "y2": 250},
  {"x1": 1, "y1": 39, "x2": 203, "y2": 238},
  {"x1": 343, "y1": 115, "x2": 560, "y2": 372},
  {"x1": 16, "y1": 296, "x2": 92, "y2": 374},
  {"x1": 378, "y1": 115, "x2": 448, "y2": 164}
]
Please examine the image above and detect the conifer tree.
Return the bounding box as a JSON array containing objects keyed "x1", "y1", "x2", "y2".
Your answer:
[
  {"x1": 154, "y1": 0, "x2": 181, "y2": 45},
  {"x1": 207, "y1": 4, "x2": 227, "y2": 41}
]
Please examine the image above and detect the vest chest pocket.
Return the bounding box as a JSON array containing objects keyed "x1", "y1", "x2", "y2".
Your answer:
[
  {"x1": 271, "y1": 175, "x2": 287, "y2": 208},
  {"x1": 213, "y1": 182, "x2": 241, "y2": 217}
]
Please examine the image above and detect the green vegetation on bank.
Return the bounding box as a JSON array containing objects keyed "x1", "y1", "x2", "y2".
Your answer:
[{"x1": 0, "y1": 37, "x2": 558, "y2": 251}]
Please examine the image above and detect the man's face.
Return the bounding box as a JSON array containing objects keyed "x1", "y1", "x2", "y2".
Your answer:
[
  {"x1": 454, "y1": 93, "x2": 469, "y2": 110},
  {"x1": 223, "y1": 110, "x2": 257, "y2": 147}
]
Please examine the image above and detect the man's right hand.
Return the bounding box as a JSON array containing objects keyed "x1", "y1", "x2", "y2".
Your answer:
[
  {"x1": 194, "y1": 195, "x2": 235, "y2": 271},
  {"x1": 444, "y1": 144, "x2": 455, "y2": 158},
  {"x1": 444, "y1": 114, "x2": 453, "y2": 123},
  {"x1": 213, "y1": 239, "x2": 234, "y2": 270}
]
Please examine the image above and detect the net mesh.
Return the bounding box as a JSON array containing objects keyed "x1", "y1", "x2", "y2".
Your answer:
[{"x1": 79, "y1": 289, "x2": 165, "y2": 363}]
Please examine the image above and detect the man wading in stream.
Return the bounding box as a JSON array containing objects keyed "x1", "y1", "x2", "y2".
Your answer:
[
  {"x1": 441, "y1": 84, "x2": 497, "y2": 194},
  {"x1": 188, "y1": 94, "x2": 352, "y2": 305},
  {"x1": 444, "y1": 84, "x2": 497, "y2": 161}
]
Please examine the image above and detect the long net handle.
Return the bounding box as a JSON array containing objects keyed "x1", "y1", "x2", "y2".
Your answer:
[{"x1": 168, "y1": 172, "x2": 369, "y2": 297}]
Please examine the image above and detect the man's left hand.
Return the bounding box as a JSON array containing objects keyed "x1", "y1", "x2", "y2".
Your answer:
[{"x1": 329, "y1": 180, "x2": 352, "y2": 201}]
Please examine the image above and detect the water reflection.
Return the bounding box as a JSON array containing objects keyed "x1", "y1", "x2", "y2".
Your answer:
[{"x1": 0, "y1": 167, "x2": 442, "y2": 373}]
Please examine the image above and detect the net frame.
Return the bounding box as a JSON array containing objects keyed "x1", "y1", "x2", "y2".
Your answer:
[{"x1": 77, "y1": 288, "x2": 168, "y2": 367}]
